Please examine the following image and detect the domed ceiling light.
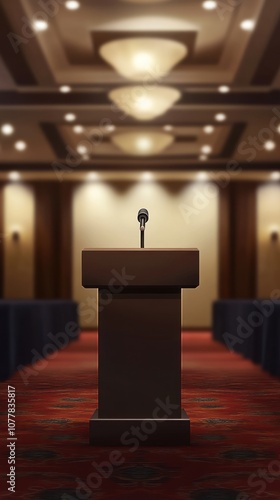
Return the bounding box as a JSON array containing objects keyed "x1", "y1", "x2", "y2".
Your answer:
[
  {"x1": 100, "y1": 38, "x2": 187, "y2": 81},
  {"x1": 109, "y1": 86, "x2": 181, "y2": 121},
  {"x1": 111, "y1": 130, "x2": 174, "y2": 156}
]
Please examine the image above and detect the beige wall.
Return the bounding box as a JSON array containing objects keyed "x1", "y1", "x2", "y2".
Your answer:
[
  {"x1": 73, "y1": 179, "x2": 218, "y2": 328},
  {"x1": 257, "y1": 184, "x2": 280, "y2": 297},
  {"x1": 4, "y1": 183, "x2": 35, "y2": 298}
]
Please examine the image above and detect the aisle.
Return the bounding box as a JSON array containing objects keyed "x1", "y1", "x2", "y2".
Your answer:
[{"x1": 1, "y1": 332, "x2": 280, "y2": 500}]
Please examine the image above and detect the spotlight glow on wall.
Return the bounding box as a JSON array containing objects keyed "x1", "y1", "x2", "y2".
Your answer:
[
  {"x1": 109, "y1": 86, "x2": 181, "y2": 121},
  {"x1": 196, "y1": 172, "x2": 209, "y2": 181},
  {"x1": 111, "y1": 130, "x2": 174, "y2": 155},
  {"x1": 100, "y1": 38, "x2": 187, "y2": 81}
]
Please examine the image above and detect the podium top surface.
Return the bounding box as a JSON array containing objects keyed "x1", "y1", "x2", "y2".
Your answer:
[{"x1": 82, "y1": 248, "x2": 199, "y2": 290}]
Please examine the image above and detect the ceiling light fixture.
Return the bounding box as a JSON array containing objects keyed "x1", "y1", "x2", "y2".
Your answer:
[
  {"x1": 33, "y1": 19, "x2": 49, "y2": 32},
  {"x1": 111, "y1": 131, "x2": 174, "y2": 156},
  {"x1": 199, "y1": 155, "x2": 208, "y2": 161},
  {"x1": 109, "y1": 86, "x2": 181, "y2": 121},
  {"x1": 65, "y1": 0, "x2": 80, "y2": 10},
  {"x1": 87, "y1": 172, "x2": 98, "y2": 181},
  {"x1": 270, "y1": 171, "x2": 280, "y2": 181},
  {"x1": 218, "y1": 85, "x2": 230, "y2": 93},
  {"x1": 100, "y1": 38, "x2": 187, "y2": 81},
  {"x1": 202, "y1": 1, "x2": 217, "y2": 10},
  {"x1": 264, "y1": 140, "x2": 276, "y2": 151},
  {"x1": 59, "y1": 85, "x2": 71, "y2": 93},
  {"x1": 1, "y1": 123, "x2": 14, "y2": 135},
  {"x1": 215, "y1": 113, "x2": 226, "y2": 122},
  {"x1": 163, "y1": 125, "x2": 173, "y2": 132},
  {"x1": 201, "y1": 145, "x2": 212, "y2": 155},
  {"x1": 240, "y1": 19, "x2": 255, "y2": 31},
  {"x1": 196, "y1": 171, "x2": 209, "y2": 180},
  {"x1": 203, "y1": 125, "x2": 214, "y2": 134},
  {"x1": 77, "y1": 144, "x2": 88, "y2": 155},
  {"x1": 73, "y1": 125, "x2": 84, "y2": 134},
  {"x1": 14, "y1": 141, "x2": 27, "y2": 151},
  {"x1": 105, "y1": 124, "x2": 116, "y2": 133},
  {"x1": 64, "y1": 113, "x2": 76, "y2": 122},
  {"x1": 8, "y1": 171, "x2": 21, "y2": 181}
]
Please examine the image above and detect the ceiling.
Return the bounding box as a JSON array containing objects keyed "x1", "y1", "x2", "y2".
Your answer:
[{"x1": 0, "y1": 0, "x2": 280, "y2": 174}]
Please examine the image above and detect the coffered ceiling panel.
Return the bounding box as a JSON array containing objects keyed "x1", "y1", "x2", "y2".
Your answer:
[{"x1": 0, "y1": 0, "x2": 279, "y2": 172}]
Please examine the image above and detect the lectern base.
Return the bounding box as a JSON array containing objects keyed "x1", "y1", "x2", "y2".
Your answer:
[{"x1": 89, "y1": 409, "x2": 190, "y2": 446}]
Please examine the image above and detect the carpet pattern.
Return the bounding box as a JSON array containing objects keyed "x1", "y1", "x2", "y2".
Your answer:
[{"x1": 1, "y1": 332, "x2": 280, "y2": 500}]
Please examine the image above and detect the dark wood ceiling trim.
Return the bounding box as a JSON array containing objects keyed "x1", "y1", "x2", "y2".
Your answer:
[
  {"x1": 0, "y1": 4, "x2": 37, "y2": 86},
  {"x1": 1, "y1": 91, "x2": 280, "y2": 106},
  {"x1": 251, "y1": 15, "x2": 280, "y2": 85},
  {"x1": 220, "y1": 122, "x2": 247, "y2": 158},
  {"x1": 40, "y1": 123, "x2": 68, "y2": 159},
  {"x1": 0, "y1": 162, "x2": 279, "y2": 172}
]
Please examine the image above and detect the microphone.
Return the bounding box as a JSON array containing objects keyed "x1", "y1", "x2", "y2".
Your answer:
[{"x1": 137, "y1": 208, "x2": 149, "y2": 232}]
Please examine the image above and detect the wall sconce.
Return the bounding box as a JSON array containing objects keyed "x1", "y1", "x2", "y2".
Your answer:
[
  {"x1": 269, "y1": 226, "x2": 279, "y2": 243},
  {"x1": 11, "y1": 226, "x2": 21, "y2": 242}
]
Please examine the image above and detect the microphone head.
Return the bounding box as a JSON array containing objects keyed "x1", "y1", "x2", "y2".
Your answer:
[{"x1": 137, "y1": 208, "x2": 149, "y2": 223}]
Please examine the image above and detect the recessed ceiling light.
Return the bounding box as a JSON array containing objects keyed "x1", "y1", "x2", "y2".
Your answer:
[
  {"x1": 199, "y1": 154, "x2": 208, "y2": 161},
  {"x1": 142, "y1": 172, "x2": 153, "y2": 181},
  {"x1": 64, "y1": 113, "x2": 76, "y2": 122},
  {"x1": 59, "y1": 85, "x2": 71, "y2": 93},
  {"x1": 197, "y1": 171, "x2": 209, "y2": 180},
  {"x1": 277, "y1": 124, "x2": 280, "y2": 134},
  {"x1": 264, "y1": 140, "x2": 276, "y2": 151},
  {"x1": 33, "y1": 19, "x2": 49, "y2": 32},
  {"x1": 73, "y1": 125, "x2": 84, "y2": 134},
  {"x1": 271, "y1": 171, "x2": 280, "y2": 180},
  {"x1": 87, "y1": 172, "x2": 98, "y2": 181},
  {"x1": 203, "y1": 125, "x2": 214, "y2": 134},
  {"x1": 77, "y1": 144, "x2": 88, "y2": 155},
  {"x1": 105, "y1": 124, "x2": 116, "y2": 132},
  {"x1": 14, "y1": 141, "x2": 27, "y2": 151},
  {"x1": 215, "y1": 113, "x2": 226, "y2": 122},
  {"x1": 240, "y1": 19, "x2": 255, "y2": 31},
  {"x1": 65, "y1": 0, "x2": 80, "y2": 10},
  {"x1": 202, "y1": 1, "x2": 217, "y2": 10},
  {"x1": 163, "y1": 125, "x2": 173, "y2": 132},
  {"x1": 218, "y1": 85, "x2": 230, "y2": 93},
  {"x1": 201, "y1": 145, "x2": 212, "y2": 155},
  {"x1": 1, "y1": 123, "x2": 14, "y2": 135},
  {"x1": 8, "y1": 171, "x2": 20, "y2": 181}
]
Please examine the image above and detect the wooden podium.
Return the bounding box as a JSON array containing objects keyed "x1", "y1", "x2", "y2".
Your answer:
[{"x1": 82, "y1": 248, "x2": 199, "y2": 445}]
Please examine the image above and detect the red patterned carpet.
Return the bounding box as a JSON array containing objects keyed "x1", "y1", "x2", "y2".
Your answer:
[{"x1": 1, "y1": 332, "x2": 280, "y2": 500}]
